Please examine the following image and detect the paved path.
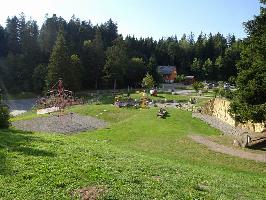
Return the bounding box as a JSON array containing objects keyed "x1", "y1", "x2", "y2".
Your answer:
[
  {"x1": 4, "y1": 98, "x2": 36, "y2": 116},
  {"x1": 189, "y1": 135, "x2": 266, "y2": 163}
]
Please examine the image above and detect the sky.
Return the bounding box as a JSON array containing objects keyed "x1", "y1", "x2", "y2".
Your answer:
[{"x1": 0, "y1": 0, "x2": 262, "y2": 40}]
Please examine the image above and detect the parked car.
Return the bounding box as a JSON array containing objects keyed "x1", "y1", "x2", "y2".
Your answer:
[{"x1": 224, "y1": 83, "x2": 230, "y2": 90}]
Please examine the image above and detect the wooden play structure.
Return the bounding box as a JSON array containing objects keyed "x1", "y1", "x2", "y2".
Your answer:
[
  {"x1": 36, "y1": 78, "x2": 83, "y2": 114},
  {"x1": 140, "y1": 92, "x2": 149, "y2": 108}
]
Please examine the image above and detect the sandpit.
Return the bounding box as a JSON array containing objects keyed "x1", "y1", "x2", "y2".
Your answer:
[{"x1": 12, "y1": 113, "x2": 108, "y2": 134}]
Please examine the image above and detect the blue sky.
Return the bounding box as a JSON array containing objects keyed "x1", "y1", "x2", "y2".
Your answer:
[{"x1": 0, "y1": 0, "x2": 262, "y2": 40}]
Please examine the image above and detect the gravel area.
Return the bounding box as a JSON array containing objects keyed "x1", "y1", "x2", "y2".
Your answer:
[
  {"x1": 192, "y1": 112, "x2": 252, "y2": 135},
  {"x1": 12, "y1": 113, "x2": 108, "y2": 134},
  {"x1": 189, "y1": 135, "x2": 266, "y2": 163}
]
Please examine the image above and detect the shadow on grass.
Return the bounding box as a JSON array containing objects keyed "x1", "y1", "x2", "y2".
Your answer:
[
  {"x1": 178, "y1": 99, "x2": 189, "y2": 103},
  {"x1": 0, "y1": 128, "x2": 56, "y2": 174},
  {"x1": 99, "y1": 94, "x2": 115, "y2": 104},
  {"x1": 248, "y1": 140, "x2": 266, "y2": 152},
  {"x1": 154, "y1": 95, "x2": 165, "y2": 98},
  {"x1": 81, "y1": 93, "x2": 114, "y2": 105}
]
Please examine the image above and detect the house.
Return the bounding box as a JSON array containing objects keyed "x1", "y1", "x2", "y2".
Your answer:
[
  {"x1": 184, "y1": 76, "x2": 195, "y2": 85},
  {"x1": 157, "y1": 66, "x2": 177, "y2": 83}
]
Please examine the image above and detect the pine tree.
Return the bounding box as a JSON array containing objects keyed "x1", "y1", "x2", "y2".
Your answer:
[
  {"x1": 47, "y1": 31, "x2": 72, "y2": 89},
  {"x1": 100, "y1": 19, "x2": 118, "y2": 48},
  {"x1": 39, "y1": 14, "x2": 67, "y2": 58},
  {"x1": 229, "y1": 0, "x2": 266, "y2": 123},
  {"x1": 91, "y1": 30, "x2": 105, "y2": 89},
  {"x1": 32, "y1": 64, "x2": 47, "y2": 93},
  {"x1": 147, "y1": 55, "x2": 160, "y2": 83},
  {"x1": 6, "y1": 16, "x2": 20, "y2": 54},
  {"x1": 81, "y1": 30, "x2": 105, "y2": 89},
  {"x1": 70, "y1": 54, "x2": 83, "y2": 91},
  {"x1": 142, "y1": 73, "x2": 154, "y2": 89},
  {"x1": 103, "y1": 37, "x2": 128, "y2": 90},
  {"x1": 0, "y1": 25, "x2": 7, "y2": 57},
  {"x1": 125, "y1": 57, "x2": 146, "y2": 87}
]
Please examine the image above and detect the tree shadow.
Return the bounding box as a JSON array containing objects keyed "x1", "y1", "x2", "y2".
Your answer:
[
  {"x1": 157, "y1": 109, "x2": 171, "y2": 119},
  {"x1": 154, "y1": 95, "x2": 165, "y2": 98},
  {"x1": 83, "y1": 93, "x2": 115, "y2": 105},
  {"x1": 247, "y1": 140, "x2": 266, "y2": 152},
  {"x1": 160, "y1": 113, "x2": 170, "y2": 119},
  {"x1": 0, "y1": 128, "x2": 56, "y2": 175}
]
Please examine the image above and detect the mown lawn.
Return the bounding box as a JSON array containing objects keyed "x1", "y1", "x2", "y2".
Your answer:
[
  {"x1": 78, "y1": 90, "x2": 211, "y2": 106},
  {"x1": 0, "y1": 104, "x2": 265, "y2": 199}
]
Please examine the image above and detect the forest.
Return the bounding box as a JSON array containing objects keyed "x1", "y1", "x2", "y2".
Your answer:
[{"x1": 0, "y1": 13, "x2": 242, "y2": 93}]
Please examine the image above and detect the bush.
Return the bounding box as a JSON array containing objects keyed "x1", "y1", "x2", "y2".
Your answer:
[
  {"x1": 219, "y1": 88, "x2": 233, "y2": 99},
  {"x1": 192, "y1": 81, "x2": 204, "y2": 93},
  {"x1": 175, "y1": 74, "x2": 185, "y2": 83},
  {"x1": 213, "y1": 88, "x2": 219, "y2": 97},
  {"x1": 0, "y1": 96, "x2": 10, "y2": 128},
  {"x1": 142, "y1": 73, "x2": 155, "y2": 89}
]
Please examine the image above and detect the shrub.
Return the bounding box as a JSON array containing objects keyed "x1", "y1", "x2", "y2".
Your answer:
[
  {"x1": 213, "y1": 88, "x2": 219, "y2": 97},
  {"x1": 192, "y1": 81, "x2": 204, "y2": 93},
  {"x1": 219, "y1": 88, "x2": 233, "y2": 99},
  {"x1": 142, "y1": 73, "x2": 155, "y2": 89},
  {"x1": 0, "y1": 94, "x2": 10, "y2": 128},
  {"x1": 175, "y1": 74, "x2": 185, "y2": 83}
]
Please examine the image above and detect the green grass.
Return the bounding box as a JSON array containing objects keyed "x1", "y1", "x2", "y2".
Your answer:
[
  {"x1": 131, "y1": 92, "x2": 191, "y2": 102},
  {"x1": 78, "y1": 90, "x2": 211, "y2": 106},
  {"x1": 10, "y1": 110, "x2": 44, "y2": 122},
  {"x1": 0, "y1": 104, "x2": 265, "y2": 199}
]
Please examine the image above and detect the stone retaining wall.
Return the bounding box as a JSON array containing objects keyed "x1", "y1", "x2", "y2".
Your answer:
[{"x1": 202, "y1": 98, "x2": 265, "y2": 133}]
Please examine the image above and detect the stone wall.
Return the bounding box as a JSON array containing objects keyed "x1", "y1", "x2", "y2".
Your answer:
[{"x1": 202, "y1": 98, "x2": 265, "y2": 133}]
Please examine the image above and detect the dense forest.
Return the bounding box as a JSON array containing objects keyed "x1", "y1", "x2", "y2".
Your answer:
[{"x1": 0, "y1": 13, "x2": 242, "y2": 93}]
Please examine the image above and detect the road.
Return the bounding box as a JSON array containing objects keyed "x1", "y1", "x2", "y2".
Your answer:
[{"x1": 4, "y1": 98, "x2": 36, "y2": 116}]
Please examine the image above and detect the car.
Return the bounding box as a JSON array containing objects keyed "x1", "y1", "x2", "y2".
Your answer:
[{"x1": 224, "y1": 83, "x2": 230, "y2": 90}]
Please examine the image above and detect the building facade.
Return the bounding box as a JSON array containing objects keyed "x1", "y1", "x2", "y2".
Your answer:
[{"x1": 157, "y1": 66, "x2": 177, "y2": 83}]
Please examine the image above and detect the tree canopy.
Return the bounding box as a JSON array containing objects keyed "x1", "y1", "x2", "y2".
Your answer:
[
  {"x1": 229, "y1": 0, "x2": 266, "y2": 123},
  {"x1": 0, "y1": 13, "x2": 242, "y2": 94}
]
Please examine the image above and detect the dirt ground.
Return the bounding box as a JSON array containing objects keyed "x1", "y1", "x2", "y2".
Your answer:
[
  {"x1": 72, "y1": 186, "x2": 106, "y2": 200},
  {"x1": 189, "y1": 135, "x2": 266, "y2": 163}
]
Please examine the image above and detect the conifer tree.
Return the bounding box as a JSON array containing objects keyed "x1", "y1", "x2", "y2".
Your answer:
[
  {"x1": 103, "y1": 37, "x2": 128, "y2": 90},
  {"x1": 47, "y1": 31, "x2": 72, "y2": 89},
  {"x1": 230, "y1": 0, "x2": 266, "y2": 123}
]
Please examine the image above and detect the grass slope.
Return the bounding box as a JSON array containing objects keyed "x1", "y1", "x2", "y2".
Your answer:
[{"x1": 0, "y1": 104, "x2": 265, "y2": 199}]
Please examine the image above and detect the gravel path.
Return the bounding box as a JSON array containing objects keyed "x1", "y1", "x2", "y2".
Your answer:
[
  {"x1": 12, "y1": 113, "x2": 108, "y2": 134},
  {"x1": 192, "y1": 112, "x2": 251, "y2": 135},
  {"x1": 189, "y1": 135, "x2": 266, "y2": 163}
]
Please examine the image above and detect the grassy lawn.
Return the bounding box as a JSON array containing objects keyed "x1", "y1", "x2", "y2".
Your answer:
[
  {"x1": 0, "y1": 104, "x2": 265, "y2": 199},
  {"x1": 130, "y1": 92, "x2": 191, "y2": 102},
  {"x1": 81, "y1": 90, "x2": 211, "y2": 108}
]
